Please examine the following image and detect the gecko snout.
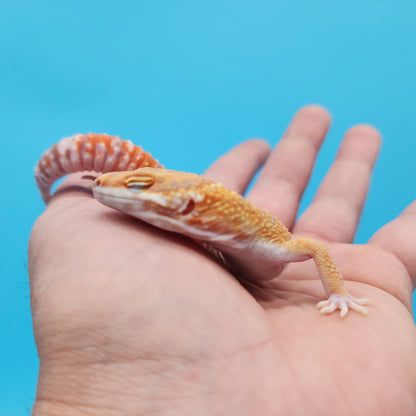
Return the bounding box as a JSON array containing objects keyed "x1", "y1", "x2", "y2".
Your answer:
[{"x1": 92, "y1": 172, "x2": 129, "y2": 189}]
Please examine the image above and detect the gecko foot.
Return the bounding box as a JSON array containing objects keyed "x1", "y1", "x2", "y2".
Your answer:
[{"x1": 316, "y1": 294, "x2": 369, "y2": 318}]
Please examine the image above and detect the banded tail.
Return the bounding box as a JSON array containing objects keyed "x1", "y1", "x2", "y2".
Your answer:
[{"x1": 35, "y1": 133, "x2": 162, "y2": 202}]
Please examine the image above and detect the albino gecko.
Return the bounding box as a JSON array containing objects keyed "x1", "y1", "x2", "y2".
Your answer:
[{"x1": 35, "y1": 133, "x2": 369, "y2": 317}]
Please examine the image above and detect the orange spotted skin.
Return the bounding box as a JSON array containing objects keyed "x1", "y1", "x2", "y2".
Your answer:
[
  {"x1": 35, "y1": 133, "x2": 162, "y2": 202},
  {"x1": 35, "y1": 134, "x2": 369, "y2": 317}
]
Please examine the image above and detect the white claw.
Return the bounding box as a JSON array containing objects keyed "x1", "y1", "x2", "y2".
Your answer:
[{"x1": 316, "y1": 294, "x2": 369, "y2": 317}]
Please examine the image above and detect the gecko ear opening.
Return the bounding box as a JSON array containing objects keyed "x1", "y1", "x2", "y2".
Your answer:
[
  {"x1": 125, "y1": 175, "x2": 155, "y2": 191},
  {"x1": 179, "y1": 199, "x2": 195, "y2": 215}
]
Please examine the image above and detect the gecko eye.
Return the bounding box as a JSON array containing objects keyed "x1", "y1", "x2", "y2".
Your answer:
[{"x1": 125, "y1": 175, "x2": 155, "y2": 191}]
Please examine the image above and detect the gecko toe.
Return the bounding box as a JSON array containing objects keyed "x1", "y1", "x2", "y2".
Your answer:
[{"x1": 317, "y1": 294, "x2": 369, "y2": 317}]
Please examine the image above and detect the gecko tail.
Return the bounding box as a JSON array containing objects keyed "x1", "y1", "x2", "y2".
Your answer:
[{"x1": 35, "y1": 133, "x2": 162, "y2": 203}]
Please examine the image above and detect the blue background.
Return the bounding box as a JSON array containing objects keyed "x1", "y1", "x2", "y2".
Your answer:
[{"x1": 1, "y1": 1, "x2": 415, "y2": 413}]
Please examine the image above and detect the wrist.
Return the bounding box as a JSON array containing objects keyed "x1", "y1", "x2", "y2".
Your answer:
[
  {"x1": 33, "y1": 354, "x2": 198, "y2": 416},
  {"x1": 33, "y1": 333, "x2": 222, "y2": 416},
  {"x1": 32, "y1": 338, "x2": 277, "y2": 416}
]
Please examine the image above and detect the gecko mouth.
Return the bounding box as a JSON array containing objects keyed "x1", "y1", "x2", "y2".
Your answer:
[
  {"x1": 91, "y1": 184, "x2": 135, "y2": 204},
  {"x1": 92, "y1": 183, "x2": 173, "y2": 211}
]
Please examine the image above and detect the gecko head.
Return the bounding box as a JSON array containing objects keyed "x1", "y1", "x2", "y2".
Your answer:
[{"x1": 92, "y1": 167, "x2": 229, "y2": 238}]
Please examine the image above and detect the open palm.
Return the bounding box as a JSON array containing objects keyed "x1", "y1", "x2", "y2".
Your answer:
[{"x1": 29, "y1": 106, "x2": 416, "y2": 415}]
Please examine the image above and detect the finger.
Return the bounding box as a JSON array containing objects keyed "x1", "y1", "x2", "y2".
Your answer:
[
  {"x1": 204, "y1": 139, "x2": 271, "y2": 193},
  {"x1": 294, "y1": 125, "x2": 381, "y2": 243},
  {"x1": 247, "y1": 105, "x2": 331, "y2": 228},
  {"x1": 46, "y1": 172, "x2": 97, "y2": 206},
  {"x1": 370, "y1": 201, "x2": 416, "y2": 284}
]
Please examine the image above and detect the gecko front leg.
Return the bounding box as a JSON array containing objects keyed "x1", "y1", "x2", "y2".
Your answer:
[{"x1": 282, "y1": 237, "x2": 369, "y2": 317}]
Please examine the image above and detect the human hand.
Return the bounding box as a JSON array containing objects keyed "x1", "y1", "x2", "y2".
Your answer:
[{"x1": 29, "y1": 106, "x2": 416, "y2": 415}]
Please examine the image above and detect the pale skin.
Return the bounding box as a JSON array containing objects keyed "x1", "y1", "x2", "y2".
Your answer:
[{"x1": 29, "y1": 106, "x2": 416, "y2": 415}]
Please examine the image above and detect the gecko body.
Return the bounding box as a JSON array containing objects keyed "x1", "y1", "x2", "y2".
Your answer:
[{"x1": 35, "y1": 133, "x2": 369, "y2": 317}]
